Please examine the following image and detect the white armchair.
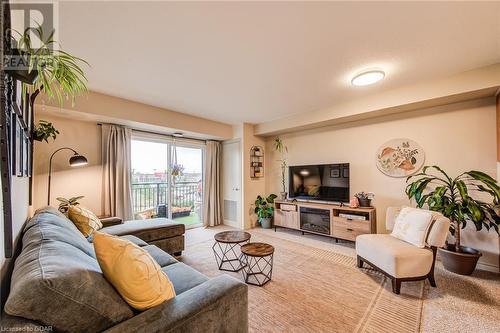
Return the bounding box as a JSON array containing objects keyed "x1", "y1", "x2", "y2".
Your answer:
[{"x1": 356, "y1": 207, "x2": 450, "y2": 294}]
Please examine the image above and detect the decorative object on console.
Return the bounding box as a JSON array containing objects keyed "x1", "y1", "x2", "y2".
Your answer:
[
  {"x1": 354, "y1": 192, "x2": 374, "y2": 207},
  {"x1": 254, "y1": 194, "x2": 278, "y2": 229},
  {"x1": 376, "y1": 138, "x2": 424, "y2": 177},
  {"x1": 250, "y1": 145, "x2": 264, "y2": 178},
  {"x1": 406, "y1": 166, "x2": 500, "y2": 275},
  {"x1": 349, "y1": 197, "x2": 359, "y2": 208},
  {"x1": 273, "y1": 137, "x2": 288, "y2": 200},
  {"x1": 47, "y1": 147, "x2": 88, "y2": 205},
  {"x1": 57, "y1": 195, "x2": 84, "y2": 214}
]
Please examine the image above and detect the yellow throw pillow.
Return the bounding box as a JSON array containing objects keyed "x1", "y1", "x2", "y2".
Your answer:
[
  {"x1": 93, "y1": 232, "x2": 176, "y2": 310},
  {"x1": 67, "y1": 205, "x2": 103, "y2": 237}
]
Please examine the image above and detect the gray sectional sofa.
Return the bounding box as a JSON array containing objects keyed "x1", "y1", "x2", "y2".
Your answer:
[
  {"x1": 2, "y1": 208, "x2": 248, "y2": 332},
  {"x1": 100, "y1": 215, "x2": 186, "y2": 256}
]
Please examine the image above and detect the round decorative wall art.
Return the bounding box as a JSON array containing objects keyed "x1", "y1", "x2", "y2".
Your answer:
[{"x1": 376, "y1": 139, "x2": 425, "y2": 178}]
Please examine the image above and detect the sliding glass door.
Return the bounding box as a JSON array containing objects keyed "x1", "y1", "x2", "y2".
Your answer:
[
  {"x1": 131, "y1": 136, "x2": 204, "y2": 228},
  {"x1": 170, "y1": 145, "x2": 203, "y2": 226}
]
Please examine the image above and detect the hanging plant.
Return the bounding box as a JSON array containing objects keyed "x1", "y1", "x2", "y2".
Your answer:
[
  {"x1": 9, "y1": 25, "x2": 89, "y2": 143},
  {"x1": 10, "y1": 24, "x2": 89, "y2": 105},
  {"x1": 169, "y1": 164, "x2": 184, "y2": 178},
  {"x1": 33, "y1": 120, "x2": 59, "y2": 142}
]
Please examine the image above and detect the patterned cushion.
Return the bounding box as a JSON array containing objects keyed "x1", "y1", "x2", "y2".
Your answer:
[
  {"x1": 68, "y1": 205, "x2": 103, "y2": 237},
  {"x1": 93, "y1": 232, "x2": 176, "y2": 310},
  {"x1": 391, "y1": 207, "x2": 433, "y2": 248}
]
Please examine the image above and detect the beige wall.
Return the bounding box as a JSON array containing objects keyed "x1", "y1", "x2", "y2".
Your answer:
[
  {"x1": 242, "y1": 124, "x2": 266, "y2": 229},
  {"x1": 497, "y1": 94, "x2": 500, "y2": 163},
  {"x1": 33, "y1": 115, "x2": 103, "y2": 215},
  {"x1": 39, "y1": 90, "x2": 233, "y2": 141},
  {"x1": 265, "y1": 97, "x2": 499, "y2": 270},
  {"x1": 1, "y1": 178, "x2": 30, "y2": 264}
]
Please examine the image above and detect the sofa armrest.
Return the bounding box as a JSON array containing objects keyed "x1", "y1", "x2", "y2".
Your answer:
[
  {"x1": 99, "y1": 216, "x2": 123, "y2": 227},
  {"x1": 104, "y1": 274, "x2": 248, "y2": 333}
]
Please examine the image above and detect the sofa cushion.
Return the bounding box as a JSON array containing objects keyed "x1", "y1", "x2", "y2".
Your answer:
[
  {"x1": 120, "y1": 235, "x2": 148, "y2": 247},
  {"x1": 391, "y1": 207, "x2": 433, "y2": 248},
  {"x1": 68, "y1": 205, "x2": 103, "y2": 237},
  {"x1": 5, "y1": 210, "x2": 134, "y2": 332},
  {"x1": 356, "y1": 234, "x2": 433, "y2": 278},
  {"x1": 143, "y1": 245, "x2": 178, "y2": 267},
  {"x1": 25, "y1": 207, "x2": 95, "y2": 258},
  {"x1": 93, "y1": 232, "x2": 176, "y2": 311},
  {"x1": 162, "y1": 262, "x2": 209, "y2": 295},
  {"x1": 100, "y1": 218, "x2": 185, "y2": 243}
]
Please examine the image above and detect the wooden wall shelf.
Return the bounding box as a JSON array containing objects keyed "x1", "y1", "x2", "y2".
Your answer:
[
  {"x1": 250, "y1": 146, "x2": 264, "y2": 178},
  {"x1": 274, "y1": 200, "x2": 376, "y2": 242}
]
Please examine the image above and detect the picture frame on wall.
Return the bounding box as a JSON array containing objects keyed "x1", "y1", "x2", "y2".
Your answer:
[
  {"x1": 23, "y1": 132, "x2": 30, "y2": 176},
  {"x1": 23, "y1": 91, "x2": 31, "y2": 131},
  {"x1": 11, "y1": 114, "x2": 18, "y2": 176},
  {"x1": 16, "y1": 118, "x2": 24, "y2": 177},
  {"x1": 342, "y1": 167, "x2": 349, "y2": 178},
  {"x1": 330, "y1": 167, "x2": 340, "y2": 178},
  {"x1": 14, "y1": 80, "x2": 22, "y2": 115}
]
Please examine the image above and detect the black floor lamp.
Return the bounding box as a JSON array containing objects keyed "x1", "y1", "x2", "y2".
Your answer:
[{"x1": 47, "y1": 147, "x2": 88, "y2": 205}]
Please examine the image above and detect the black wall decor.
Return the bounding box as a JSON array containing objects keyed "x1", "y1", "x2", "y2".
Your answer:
[
  {"x1": 0, "y1": 0, "x2": 34, "y2": 258},
  {"x1": 1, "y1": 0, "x2": 14, "y2": 258}
]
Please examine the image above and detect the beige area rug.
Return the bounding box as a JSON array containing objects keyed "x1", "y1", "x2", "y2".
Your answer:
[{"x1": 181, "y1": 227, "x2": 426, "y2": 333}]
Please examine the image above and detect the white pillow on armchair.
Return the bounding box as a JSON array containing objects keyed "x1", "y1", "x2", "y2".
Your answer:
[{"x1": 391, "y1": 207, "x2": 434, "y2": 248}]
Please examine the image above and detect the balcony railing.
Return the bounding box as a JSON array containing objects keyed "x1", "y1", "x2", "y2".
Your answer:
[{"x1": 131, "y1": 181, "x2": 201, "y2": 214}]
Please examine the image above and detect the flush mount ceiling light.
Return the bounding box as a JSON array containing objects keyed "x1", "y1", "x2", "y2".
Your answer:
[
  {"x1": 172, "y1": 132, "x2": 184, "y2": 138},
  {"x1": 351, "y1": 70, "x2": 385, "y2": 87}
]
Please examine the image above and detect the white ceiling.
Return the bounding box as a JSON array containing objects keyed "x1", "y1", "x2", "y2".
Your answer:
[{"x1": 58, "y1": 1, "x2": 500, "y2": 125}]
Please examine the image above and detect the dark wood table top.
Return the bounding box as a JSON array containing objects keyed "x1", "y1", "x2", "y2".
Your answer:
[
  {"x1": 241, "y1": 242, "x2": 275, "y2": 257},
  {"x1": 214, "y1": 231, "x2": 251, "y2": 243}
]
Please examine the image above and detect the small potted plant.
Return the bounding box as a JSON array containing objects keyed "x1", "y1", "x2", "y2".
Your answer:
[
  {"x1": 33, "y1": 120, "x2": 59, "y2": 142},
  {"x1": 274, "y1": 137, "x2": 288, "y2": 200},
  {"x1": 56, "y1": 196, "x2": 84, "y2": 215},
  {"x1": 355, "y1": 192, "x2": 374, "y2": 207},
  {"x1": 254, "y1": 194, "x2": 278, "y2": 229},
  {"x1": 406, "y1": 166, "x2": 499, "y2": 275}
]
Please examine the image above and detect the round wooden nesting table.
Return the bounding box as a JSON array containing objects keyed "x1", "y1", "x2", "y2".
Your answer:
[
  {"x1": 240, "y1": 242, "x2": 275, "y2": 286},
  {"x1": 212, "y1": 231, "x2": 251, "y2": 272}
]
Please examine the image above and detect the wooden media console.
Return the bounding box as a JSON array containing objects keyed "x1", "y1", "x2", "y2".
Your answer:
[{"x1": 274, "y1": 200, "x2": 376, "y2": 242}]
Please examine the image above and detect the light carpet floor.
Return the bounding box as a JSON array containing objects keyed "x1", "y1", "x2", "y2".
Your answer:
[
  {"x1": 181, "y1": 226, "x2": 500, "y2": 333},
  {"x1": 182, "y1": 227, "x2": 411, "y2": 332}
]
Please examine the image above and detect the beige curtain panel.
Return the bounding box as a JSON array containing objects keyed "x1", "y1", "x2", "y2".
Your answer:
[
  {"x1": 101, "y1": 124, "x2": 133, "y2": 220},
  {"x1": 203, "y1": 140, "x2": 223, "y2": 226}
]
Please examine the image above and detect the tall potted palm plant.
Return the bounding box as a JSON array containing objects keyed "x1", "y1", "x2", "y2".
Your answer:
[
  {"x1": 406, "y1": 166, "x2": 499, "y2": 275},
  {"x1": 10, "y1": 25, "x2": 89, "y2": 140},
  {"x1": 274, "y1": 137, "x2": 288, "y2": 200}
]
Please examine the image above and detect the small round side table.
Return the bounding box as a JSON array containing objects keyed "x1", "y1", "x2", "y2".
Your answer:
[
  {"x1": 212, "y1": 231, "x2": 251, "y2": 272},
  {"x1": 240, "y1": 242, "x2": 275, "y2": 286}
]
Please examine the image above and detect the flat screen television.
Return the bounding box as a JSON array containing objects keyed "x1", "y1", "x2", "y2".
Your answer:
[{"x1": 288, "y1": 163, "x2": 350, "y2": 203}]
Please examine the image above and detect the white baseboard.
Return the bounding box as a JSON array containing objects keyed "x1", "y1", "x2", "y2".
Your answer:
[{"x1": 476, "y1": 261, "x2": 499, "y2": 273}]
